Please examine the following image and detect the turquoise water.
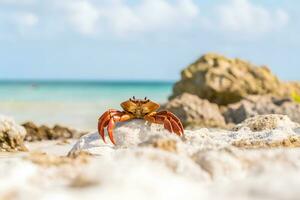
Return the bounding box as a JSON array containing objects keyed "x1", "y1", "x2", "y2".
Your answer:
[
  {"x1": 0, "y1": 81, "x2": 173, "y2": 102},
  {"x1": 0, "y1": 81, "x2": 173, "y2": 130}
]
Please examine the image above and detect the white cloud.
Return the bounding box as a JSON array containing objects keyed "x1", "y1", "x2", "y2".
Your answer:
[
  {"x1": 0, "y1": 0, "x2": 35, "y2": 5},
  {"x1": 63, "y1": 0, "x2": 100, "y2": 35},
  {"x1": 131, "y1": 0, "x2": 198, "y2": 31},
  {"x1": 14, "y1": 12, "x2": 39, "y2": 28},
  {"x1": 124, "y1": 0, "x2": 199, "y2": 34},
  {"x1": 0, "y1": 0, "x2": 290, "y2": 39},
  {"x1": 216, "y1": 0, "x2": 289, "y2": 35},
  {"x1": 59, "y1": 0, "x2": 199, "y2": 36}
]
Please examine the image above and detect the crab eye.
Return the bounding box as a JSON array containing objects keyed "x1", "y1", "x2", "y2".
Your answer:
[
  {"x1": 144, "y1": 97, "x2": 147, "y2": 100},
  {"x1": 133, "y1": 96, "x2": 136, "y2": 100}
]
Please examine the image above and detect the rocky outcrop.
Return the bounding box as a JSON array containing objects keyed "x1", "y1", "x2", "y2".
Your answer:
[
  {"x1": 23, "y1": 122, "x2": 86, "y2": 142},
  {"x1": 170, "y1": 53, "x2": 294, "y2": 105},
  {"x1": 164, "y1": 93, "x2": 300, "y2": 129},
  {"x1": 223, "y1": 95, "x2": 300, "y2": 124},
  {"x1": 0, "y1": 115, "x2": 27, "y2": 152},
  {"x1": 162, "y1": 93, "x2": 226, "y2": 128}
]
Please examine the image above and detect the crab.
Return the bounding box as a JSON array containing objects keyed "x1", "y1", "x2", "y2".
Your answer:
[{"x1": 98, "y1": 96, "x2": 184, "y2": 145}]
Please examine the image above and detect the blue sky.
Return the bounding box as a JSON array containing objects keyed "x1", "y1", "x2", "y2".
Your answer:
[{"x1": 0, "y1": 0, "x2": 299, "y2": 81}]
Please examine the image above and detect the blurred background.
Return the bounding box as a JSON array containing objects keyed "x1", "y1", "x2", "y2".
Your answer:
[{"x1": 0, "y1": 0, "x2": 299, "y2": 130}]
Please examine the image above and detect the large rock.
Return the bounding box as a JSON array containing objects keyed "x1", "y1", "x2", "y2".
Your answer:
[
  {"x1": 170, "y1": 53, "x2": 292, "y2": 105},
  {"x1": 223, "y1": 95, "x2": 300, "y2": 124},
  {"x1": 0, "y1": 115, "x2": 27, "y2": 152},
  {"x1": 162, "y1": 93, "x2": 226, "y2": 128}
]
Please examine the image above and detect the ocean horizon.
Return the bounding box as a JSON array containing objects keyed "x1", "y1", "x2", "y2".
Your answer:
[
  {"x1": 0, "y1": 80, "x2": 174, "y2": 100},
  {"x1": 0, "y1": 80, "x2": 174, "y2": 130}
]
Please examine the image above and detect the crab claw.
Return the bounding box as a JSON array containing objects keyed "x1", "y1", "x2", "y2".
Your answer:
[
  {"x1": 98, "y1": 110, "x2": 134, "y2": 145},
  {"x1": 98, "y1": 109, "x2": 118, "y2": 143}
]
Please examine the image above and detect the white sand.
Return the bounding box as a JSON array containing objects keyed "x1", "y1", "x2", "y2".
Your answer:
[{"x1": 1, "y1": 118, "x2": 300, "y2": 200}]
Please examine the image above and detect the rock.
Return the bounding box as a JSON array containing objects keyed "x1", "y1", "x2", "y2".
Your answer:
[
  {"x1": 223, "y1": 95, "x2": 300, "y2": 124},
  {"x1": 70, "y1": 116, "x2": 300, "y2": 157},
  {"x1": 230, "y1": 114, "x2": 300, "y2": 149},
  {"x1": 170, "y1": 53, "x2": 294, "y2": 105},
  {"x1": 0, "y1": 115, "x2": 27, "y2": 152},
  {"x1": 232, "y1": 114, "x2": 298, "y2": 132},
  {"x1": 23, "y1": 122, "x2": 86, "y2": 142},
  {"x1": 69, "y1": 119, "x2": 180, "y2": 152},
  {"x1": 162, "y1": 93, "x2": 227, "y2": 128}
]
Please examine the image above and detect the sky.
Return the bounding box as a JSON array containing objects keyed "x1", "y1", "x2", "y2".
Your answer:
[{"x1": 0, "y1": 0, "x2": 299, "y2": 81}]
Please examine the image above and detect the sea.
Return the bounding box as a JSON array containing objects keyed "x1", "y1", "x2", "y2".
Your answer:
[{"x1": 0, "y1": 81, "x2": 173, "y2": 130}]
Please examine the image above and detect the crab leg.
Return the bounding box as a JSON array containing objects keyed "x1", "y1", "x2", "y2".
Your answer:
[
  {"x1": 163, "y1": 117, "x2": 173, "y2": 133},
  {"x1": 98, "y1": 114, "x2": 111, "y2": 142},
  {"x1": 167, "y1": 117, "x2": 182, "y2": 136},
  {"x1": 151, "y1": 115, "x2": 179, "y2": 135},
  {"x1": 98, "y1": 109, "x2": 121, "y2": 143},
  {"x1": 107, "y1": 116, "x2": 118, "y2": 145},
  {"x1": 144, "y1": 112, "x2": 184, "y2": 136},
  {"x1": 156, "y1": 111, "x2": 184, "y2": 134}
]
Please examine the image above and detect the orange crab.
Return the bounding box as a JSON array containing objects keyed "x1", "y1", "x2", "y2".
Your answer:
[{"x1": 98, "y1": 97, "x2": 184, "y2": 145}]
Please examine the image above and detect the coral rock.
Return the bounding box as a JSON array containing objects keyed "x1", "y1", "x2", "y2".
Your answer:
[{"x1": 0, "y1": 115, "x2": 27, "y2": 152}]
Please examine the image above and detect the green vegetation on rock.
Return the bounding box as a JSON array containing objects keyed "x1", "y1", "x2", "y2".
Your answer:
[{"x1": 291, "y1": 91, "x2": 300, "y2": 104}]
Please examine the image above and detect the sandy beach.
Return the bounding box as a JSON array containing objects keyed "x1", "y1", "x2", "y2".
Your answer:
[
  {"x1": 1, "y1": 54, "x2": 300, "y2": 200},
  {"x1": 1, "y1": 117, "x2": 300, "y2": 200},
  {"x1": 1, "y1": 0, "x2": 299, "y2": 198}
]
